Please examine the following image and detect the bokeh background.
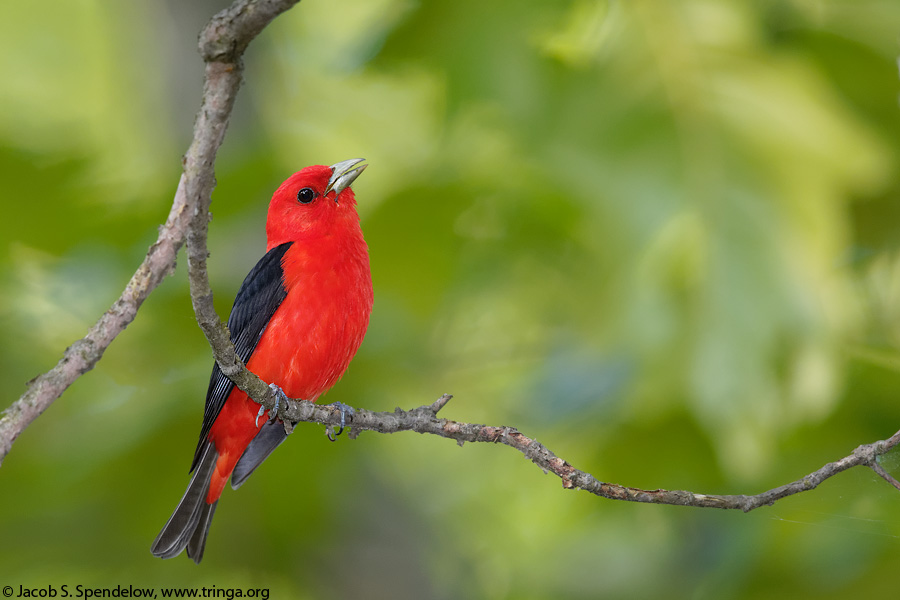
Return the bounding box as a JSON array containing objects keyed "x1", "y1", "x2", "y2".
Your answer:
[{"x1": 2, "y1": 0, "x2": 900, "y2": 597}]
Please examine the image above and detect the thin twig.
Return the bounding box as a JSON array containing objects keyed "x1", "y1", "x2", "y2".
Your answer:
[{"x1": 264, "y1": 393, "x2": 900, "y2": 511}]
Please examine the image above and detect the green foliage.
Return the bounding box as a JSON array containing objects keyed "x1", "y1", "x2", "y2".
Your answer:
[{"x1": 2, "y1": 0, "x2": 900, "y2": 597}]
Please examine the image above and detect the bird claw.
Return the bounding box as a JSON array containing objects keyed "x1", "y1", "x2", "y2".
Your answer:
[
  {"x1": 325, "y1": 401, "x2": 355, "y2": 442},
  {"x1": 256, "y1": 383, "x2": 288, "y2": 427}
]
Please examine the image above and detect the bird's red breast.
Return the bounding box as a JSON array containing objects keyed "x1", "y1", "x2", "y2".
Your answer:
[{"x1": 206, "y1": 162, "x2": 373, "y2": 503}]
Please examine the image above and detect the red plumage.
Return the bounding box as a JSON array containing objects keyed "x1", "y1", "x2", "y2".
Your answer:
[{"x1": 152, "y1": 159, "x2": 372, "y2": 562}]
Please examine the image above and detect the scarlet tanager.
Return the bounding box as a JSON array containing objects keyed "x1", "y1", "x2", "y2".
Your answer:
[{"x1": 151, "y1": 159, "x2": 373, "y2": 563}]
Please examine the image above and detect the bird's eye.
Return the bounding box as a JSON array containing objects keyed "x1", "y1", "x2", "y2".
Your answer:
[{"x1": 297, "y1": 187, "x2": 317, "y2": 204}]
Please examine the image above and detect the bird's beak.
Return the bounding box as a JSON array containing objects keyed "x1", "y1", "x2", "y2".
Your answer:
[{"x1": 325, "y1": 158, "x2": 367, "y2": 202}]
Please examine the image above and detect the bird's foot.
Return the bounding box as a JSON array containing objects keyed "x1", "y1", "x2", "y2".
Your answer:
[
  {"x1": 325, "y1": 401, "x2": 356, "y2": 442},
  {"x1": 256, "y1": 383, "x2": 289, "y2": 427}
]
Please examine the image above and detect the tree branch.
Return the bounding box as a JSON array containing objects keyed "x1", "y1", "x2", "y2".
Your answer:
[
  {"x1": 0, "y1": 0, "x2": 300, "y2": 467},
  {"x1": 271, "y1": 393, "x2": 900, "y2": 511}
]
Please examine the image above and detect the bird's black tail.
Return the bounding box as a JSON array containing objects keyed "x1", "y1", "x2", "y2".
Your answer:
[{"x1": 151, "y1": 441, "x2": 219, "y2": 564}]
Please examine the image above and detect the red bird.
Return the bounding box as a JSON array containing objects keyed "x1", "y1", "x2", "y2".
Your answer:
[{"x1": 151, "y1": 159, "x2": 373, "y2": 563}]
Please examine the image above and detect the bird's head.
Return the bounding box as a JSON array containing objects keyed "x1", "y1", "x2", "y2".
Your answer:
[{"x1": 265, "y1": 158, "x2": 367, "y2": 248}]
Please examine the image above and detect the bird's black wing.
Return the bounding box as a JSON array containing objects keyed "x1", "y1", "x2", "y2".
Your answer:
[{"x1": 189, "y1": 241, "x2": 293, "y2": 472}]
